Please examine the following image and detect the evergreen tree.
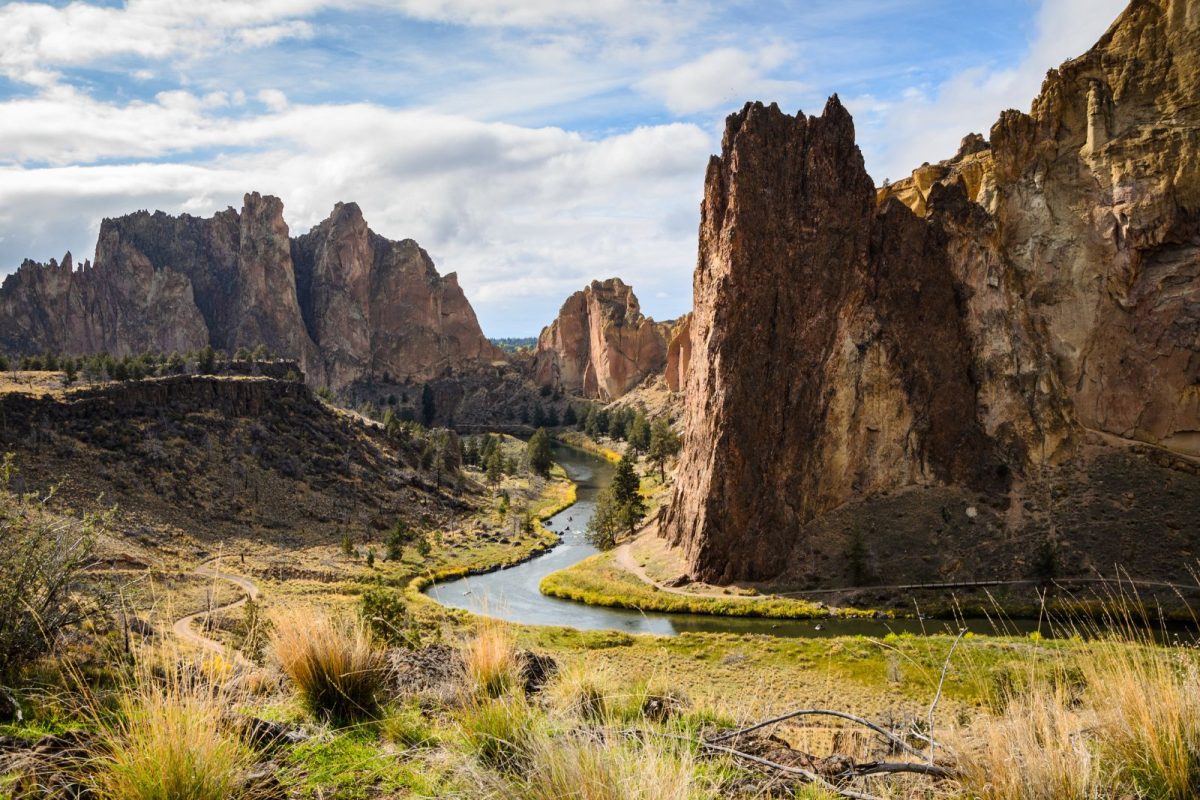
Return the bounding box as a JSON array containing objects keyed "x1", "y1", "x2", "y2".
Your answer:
[
  {"x1": 610, "y1": 453, "x2": 646, "y2": 537},
  {"x1": 165, "y1": 351, "x2": 186, "y2": 374},
  {"x1": 485, "y1": 448, "x2": 504, "y2": 488},
  {"x1": 627, "y1": 412, "x2": 651, "y2": 453},
  {"x1": 385, "y1": 520, "x2": 416, "y2": 561},
  {"x1": 563, "y1": 405, "x2": 577, "y2": 426},
  {"x1": 585, "y1": 486, "x2": 624, "y2": 550},
  {"x1": 648, "y1": 418, "x2": 682, "y2": 480},
  {"x1": 198, "y1": 345, "x2": 216, "y2": 374},
  {"x1": 584, "y1": 407, "x2": 601, "y2": 438},
  {"x1": 526, "y1": 428, "x2": 553, "y2": 478}
]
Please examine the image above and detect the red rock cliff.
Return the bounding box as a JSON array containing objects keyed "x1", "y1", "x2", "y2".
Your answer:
[
  {"x1": 532, "y1": 278, "x2": 667, "y2": 400},
  {"x1": 0, "y1": 194, "x2": 501, "y2": 390},
  {"x1": 666, "y1": 0, "x2": 1200, "y2": 584}
]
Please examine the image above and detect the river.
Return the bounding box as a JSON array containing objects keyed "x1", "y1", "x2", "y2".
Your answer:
[{"x1": 423, "y1": 443, "x2": 1066, "y2": 639}]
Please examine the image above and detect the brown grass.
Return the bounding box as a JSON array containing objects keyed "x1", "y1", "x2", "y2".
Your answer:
[
  {"x1": 462, "y1": 619, "x2": 520, "y2": 699},
  {"x1": 270, "y1": 607, "x2": 386, "y2": 724}
]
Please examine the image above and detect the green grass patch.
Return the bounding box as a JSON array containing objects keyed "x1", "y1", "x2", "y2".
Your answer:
[
  {"x1": 539, "y1": 551, "x2": 831, "y2": 620},
  {"x1": 282, "y1": 727, "x2": 444, "y2": 798}
]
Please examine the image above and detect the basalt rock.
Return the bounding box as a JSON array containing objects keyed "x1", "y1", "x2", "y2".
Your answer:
[
  {"x1": 532, "y1": 278, "x2": 667, "y2": 400},
  {"x1": 666, "y1": 0, "x2": 1200, "y2": 585},
  {"x1": 0, "y1": 194, "x2": 501, "y2": 390}
]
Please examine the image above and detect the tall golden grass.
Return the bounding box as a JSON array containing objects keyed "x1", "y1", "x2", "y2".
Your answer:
[
  {"x1": 90, "y1": 661, "x2": 253, "y2": 800},
  {"x1": 461, "y1": 619, "x2": 520, "y2": 699},
  {"x1": 953, "y1": 630, "x2": 1200, "y2": 800},
  {"x1": 270, "y1": 607, "x2": 385, "y2": 724}
]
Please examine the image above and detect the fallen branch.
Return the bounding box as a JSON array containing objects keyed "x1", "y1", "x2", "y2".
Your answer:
[
  {"x1": 695, "y1": 739, "x2": 883, "y2": 800},
  {"x1": 843, "y1": 760, "x2": 955, "y2": 779},
  {"x1": 709, "y1": 708, "x2": 928, "y2": 759}
]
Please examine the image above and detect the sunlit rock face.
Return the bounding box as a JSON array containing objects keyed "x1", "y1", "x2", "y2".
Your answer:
[
  {"x1": 0, "y1": 194, "x2": 502, "y2": 390},
  {"x1": 667, "y1": 0, "x2": 1200, "y2": 585},
  {"x1": 533, "y1": 278, "x2": 668, "y2": 401}
]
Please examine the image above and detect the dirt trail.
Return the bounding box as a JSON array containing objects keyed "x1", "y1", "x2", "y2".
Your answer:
[{"x1": 171, "y1": 557, "x2": 260, "y2": 664}]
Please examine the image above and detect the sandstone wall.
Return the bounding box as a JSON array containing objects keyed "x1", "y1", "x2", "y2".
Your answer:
[
  {"x1": 666, "y1": 0, "x2": 1200, "y2": 584},
  {"x1": 532, "y1": 278, "x2": 667, "y2": 400},
  {"x1": 0, "y1": 195, "x2": 502, "y2": 391}
]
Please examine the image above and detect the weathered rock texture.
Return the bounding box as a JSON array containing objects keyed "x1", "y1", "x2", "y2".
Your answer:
[
  {"x1": 664, "y1": 313, "x2": 692, "y2": 393},
  {"x1": 666, "y1": 0, "x2": 1200, "y2": 585},
  {"x1": 532, "y1": 278, "x2": 668, "y2": 400},
  {"x1": 0, "y1": 194, "x2": 502, "y2": 389}
]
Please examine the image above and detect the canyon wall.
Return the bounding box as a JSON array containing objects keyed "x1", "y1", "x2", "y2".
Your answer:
[
  {"x1": 0, "y1": 194, "x2": 502, "y2": 389},
  {"x1": 532, "y1": 278, "x2": 668, "y2": 400},
  {"x1": 666, "y1": 0, "x2": 1200, "y2": 585}
]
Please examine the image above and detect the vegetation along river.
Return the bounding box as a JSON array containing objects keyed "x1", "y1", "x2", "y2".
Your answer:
[{"x1": 425, "y1": 444, "x2": 1138, "y2": 639}]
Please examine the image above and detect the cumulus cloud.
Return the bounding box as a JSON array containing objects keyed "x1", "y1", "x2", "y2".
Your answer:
[
  {"x1": 0, "y1": 90, "x2": 709, "y2": 334},
  {"x1": 0, "y1": 0, "x2": 329, "y2": 84},
  {"x1": 636, "y1": 44, "x2": 804, "y2": 115}
]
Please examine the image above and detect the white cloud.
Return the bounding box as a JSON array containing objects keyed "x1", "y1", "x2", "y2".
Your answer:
[
  {"x1": 849, "y1": 0, "x2": 1129, "y2": 182},
  {"x1": 0, "y1": 90, "x2": 709, "y2": 334},
  {"x1": 257, "y1": 89, "x2": 290, "y2": 112},
  {"x1": 0, "y1": 0, "x2": 329, "y2": 84},
  {"x1": 637, "y1": 44, "x2": 803, "y2": 115}
]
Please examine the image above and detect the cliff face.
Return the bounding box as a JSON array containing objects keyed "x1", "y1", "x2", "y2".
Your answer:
[
  {"x1": 666, "y1": 0, "x2": 1200, "y2": 584},
  {"x1": 291, "y1": 202, "x2": 503, "y2": 388},
  {"x1": 0, "y1": 194, "x2": 501, "y2": 389},
  {"x1": 664, "y1": 313, "x2": 692, "y2": 393},
  {"x1": 532, "y1": 278, "x2": 668, "y2": 400}
]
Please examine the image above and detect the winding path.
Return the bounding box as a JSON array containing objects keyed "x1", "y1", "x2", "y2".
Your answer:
[{"x1": 171, "y1": 556, "x2": 260, "y2": 664}]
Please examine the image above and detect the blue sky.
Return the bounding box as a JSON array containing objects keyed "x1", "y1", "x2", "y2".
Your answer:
[{"x1": 0, "y1": 0, "x2": 1127, "y2": 336}]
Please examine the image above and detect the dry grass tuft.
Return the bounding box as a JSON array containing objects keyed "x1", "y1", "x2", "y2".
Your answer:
[
  {"x1": 91, "y1": 662, "x2": 253, "y2": 800},
  {"x1": 487, "y1": 729, "x2": 695, "y2": 800},
  {"x1": 270, "y1": 607, "x2": 385, "y2": 725},
  {"x1": 953, "y1": 631, "x2": 1200, "y2": 800},
  {"x1": 462, "y1": 619, "x2": 520, "y2": 699}
]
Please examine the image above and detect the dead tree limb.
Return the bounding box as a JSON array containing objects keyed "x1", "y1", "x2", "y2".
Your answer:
[
  {"x1": 843, "y1": 760, "x2": 955, "y2": 779},
  {"x1": 695, "y1": 739, "x2": 883, "y2": 800}
]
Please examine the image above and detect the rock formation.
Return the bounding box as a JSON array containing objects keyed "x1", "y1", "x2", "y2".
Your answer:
[
  {"x1": 664, "y1": 313, "x2": 692, "y2": 393},
  {"x1": 0, "y1": 194, "x2": 502, "y2": 389},
  {"x1": 532, "y1": 278, "x2": 668, "y2": 400},
  {"x1": 666, "y1": 0, "x2": 1200, "y2": 585}
]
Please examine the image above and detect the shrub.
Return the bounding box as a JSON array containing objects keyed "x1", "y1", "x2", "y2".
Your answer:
[
  {"x1": 358, "y1": 587, "x2": 415, "y2": 647},
  {"x1": 0, "y1": 466, "x2": 102, "y2": 679},
  {"x1": 270, "y1": 609, "x2": 386, "y2": 725}
]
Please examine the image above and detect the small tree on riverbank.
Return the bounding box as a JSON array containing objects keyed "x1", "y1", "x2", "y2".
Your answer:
[
  {"x1": 586, "y1": 453, "x2": 646, "y2": 550},
  {"x1": 526, "y1": 428, "x2": 553, "y2": 478}
]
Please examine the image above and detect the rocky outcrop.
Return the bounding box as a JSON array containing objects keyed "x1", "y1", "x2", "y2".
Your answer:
[
  {"x1": 532, "y1": 278, "x2": 667, "y2": 400},
  {"x1": 292, "y1": 202, "x2": 503, "y2": 388},
  {"x1": 0, "y1": 194, "x2": 501, "y2": 390},
  {"x1": 666, "y1": 0, "x2": 1200, "y2": 585},
  {"x1": 664, "y1": 313, "x2": 692, "y2": 393}
]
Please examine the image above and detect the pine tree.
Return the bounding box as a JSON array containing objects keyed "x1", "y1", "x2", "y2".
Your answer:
[
  {"x1": 648, "y1": 418, "x2": 682, "y2": 481},
  {"x1": 628, "y1": 412, "x2": 651, "y2": 453},
  {"x1": 610, "y1": 453, "x2": 646, "y2": 537},
  {"x1": 526, "y1": 428, "x2": 553, "y2": 478}
]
